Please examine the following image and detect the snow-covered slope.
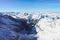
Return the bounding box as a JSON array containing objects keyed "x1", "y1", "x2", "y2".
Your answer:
[
  {"x1": 16, "y1": 12, "x2": 60, "y2": 40},
  {"x1": 0, "y1": 12, "x2": 37, "y2": 40},
  {"x1": 35, "y1": 13, "x2": 60, "y2": 40},
  {"x1": 0, "y1": 12, "x2": 60, "y2": 40}
]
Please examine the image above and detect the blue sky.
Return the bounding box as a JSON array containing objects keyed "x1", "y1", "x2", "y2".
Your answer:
[{"x1": 0, "y1": 0, "x2": 60, "y2": 11}]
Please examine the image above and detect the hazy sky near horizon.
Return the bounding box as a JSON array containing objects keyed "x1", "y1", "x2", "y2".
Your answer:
[{"x1": 0, "y1": 0, "x2": 60, "y2": 11}]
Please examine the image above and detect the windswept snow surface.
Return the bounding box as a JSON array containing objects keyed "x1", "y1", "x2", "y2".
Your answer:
[
  {"x1": 17, "y1": 12, "x2": 60, "y2": 40},
  {"x1": 0, "y1": 12, "x2": 60, "y2": 40},
  {"x1": 35, "y1": 13, "x2": 60, "y2": 40}
]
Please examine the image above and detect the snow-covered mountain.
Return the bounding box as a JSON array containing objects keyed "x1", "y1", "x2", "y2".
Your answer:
[
  {"x1": 0, "y1": 12, "x2": 37, "y2": 40},
  {"x1": 0, "y1": 12, "x2": 60, "y2": 40}
]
